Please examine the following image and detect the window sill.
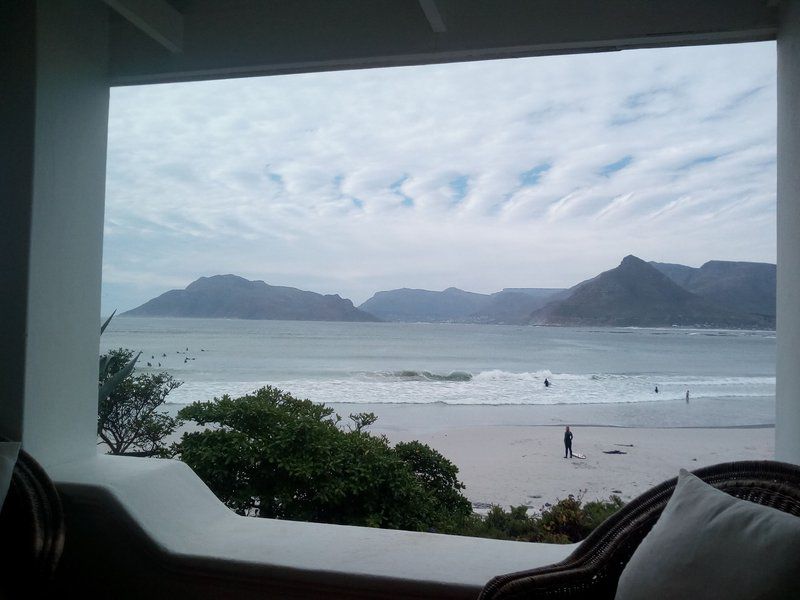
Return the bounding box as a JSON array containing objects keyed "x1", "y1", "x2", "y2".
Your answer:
[{"x1": 50, "y1": 455, "x2": 574, "y2": 598}]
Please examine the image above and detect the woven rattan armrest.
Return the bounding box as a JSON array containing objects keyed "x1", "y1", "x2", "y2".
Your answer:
[{"x1": 479, "y1": 460, "x2": 800, "y2": 600}]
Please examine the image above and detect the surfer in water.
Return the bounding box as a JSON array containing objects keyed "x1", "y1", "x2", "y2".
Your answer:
[
  {"x1": 564, "y1": 426, "x2": 573, "y2": 458},
  {"x1": 655, "y1": 385, "x2": 659, "y2": 394},
  {"x1": 686, "y1": 389, "x2": 690, "y2": 403},
  {"x1": 544, "y1": 378, "x2": 551, "y2": 388}
]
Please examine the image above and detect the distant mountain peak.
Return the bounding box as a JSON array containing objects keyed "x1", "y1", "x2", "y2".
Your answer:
[
  {"x1": 186, "y1": 274, "x2": 256, "y2": 290},
  {"x1": 359, "y1": 287, "x2": 491, "y2": 322},
  {"x1": 123, "y1": 275, "x2": 379, "y2": 322},
  {"x1": 701, "y1": 259, "x2": 774, "y2": 268},
  {"x1": 652, "y1": 259, "x2": 775, "y2": 320},
  {"x1": 358, "y1": 286, "x2": 565, "y2": 324},
  {"x1": 531, "y1": 256, "x2": 773, "y2": 328},
  {"x1": 122, "y1": 257, "x2": 775, "y2": 329},
  {"x1": 198, "y1": 274, "x2": 248, "y2": 282},
  {"x1": 618, "y1": 255, "x2": 650, "y2": 269}
]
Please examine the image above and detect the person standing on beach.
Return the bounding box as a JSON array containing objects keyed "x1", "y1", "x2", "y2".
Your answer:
[{"x1": 564, "y1": 426, "x2": 573, "y2": 458}]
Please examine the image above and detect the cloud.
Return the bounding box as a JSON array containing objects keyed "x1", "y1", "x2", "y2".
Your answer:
[{"x1": 103, "y1": 42, "x2": 776, "y2": 312}]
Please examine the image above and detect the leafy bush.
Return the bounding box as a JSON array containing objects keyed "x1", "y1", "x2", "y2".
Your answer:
[
  {"x1": 176, "y1": 386, "x2": 473, "y2": 532},
  {"x1": 538, "y1": 495, "x2": 587, "y2": 542},
  {"x1": 581, "y1": 496, "x2": 626, "y2": 532},
  {"x1": 98, "y1": 311, "x2": 139, "y2": 403},
  {"x1": 98, "y1": 348, "x2": 183, "y2": 457},
  {"x1": 466, "y1": 504, "x2": 544, "y2": 540},
  {"x1": 461, "y1": 494, "x2": 624, "y2": 543}
]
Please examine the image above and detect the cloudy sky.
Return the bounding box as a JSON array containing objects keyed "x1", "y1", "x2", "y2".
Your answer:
[{"x1": 103, "y1": 41, "x2": 776, "y2": 313}]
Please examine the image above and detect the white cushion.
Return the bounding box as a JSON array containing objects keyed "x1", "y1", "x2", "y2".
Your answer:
[{"x1": 615, "y1": 468, "x2": 800, "y2": 600}]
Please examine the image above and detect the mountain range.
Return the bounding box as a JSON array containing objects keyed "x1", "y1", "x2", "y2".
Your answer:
[
  {"x1": 650, "y1": 260, "x2": 775, "y2": 318},
  {"x1": 122, "y1": 275, "x2": 379, "y2": 322},
  {"x1": 122, "y1": 256, "x2": 776, "y2": 329},
  {"x1": 358, "y1": 287, "x2": 564, "y2": 324},
  {"x1": 529, "y1": 255, "x2": 773, "y2": 328}
]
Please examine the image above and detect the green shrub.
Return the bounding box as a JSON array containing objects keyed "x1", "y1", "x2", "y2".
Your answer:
[
  {"x1": 481, "y1": 504, "x2": 543, "y2": 540},
  {"x1": 176, "y1": 386, "x2": 473, "y2": 532},
  {"x1": 98, "y1": 311, "x2": 140, "y2": 403},
  {"x1": 173, "y1": 385, "x2": 622, "y2": 540},
  {"x1": 582, "y1": 495, "x2": 625, "y2": 532},
  {"x1": 539, "y1": 495, "x2": 586, "y2": 542},
  {"x1": 98, "y1": 348, "x2": 182, "y2": 457},
  {"x1": 458, "y1": 494, "x2": 625, "y2": 543}
]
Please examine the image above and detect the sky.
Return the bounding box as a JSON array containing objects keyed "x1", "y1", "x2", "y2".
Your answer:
[{"x1": 103, "y1": 41, "x2": 776, "y2": 313}]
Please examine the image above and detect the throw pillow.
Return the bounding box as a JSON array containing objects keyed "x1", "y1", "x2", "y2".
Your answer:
[{"x1": 615, "y1": 468, "x2": 800, "y2": 600}]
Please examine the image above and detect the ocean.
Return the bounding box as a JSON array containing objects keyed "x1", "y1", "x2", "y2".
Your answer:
[{"x1": 101, "y1": 317, "x2": 775, "y2": 431}]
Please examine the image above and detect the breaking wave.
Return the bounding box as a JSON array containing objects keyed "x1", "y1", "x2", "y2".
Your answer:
[
  {"x1": 382, "y1": 370, "x2": 473, "y2": 382},
  {"x1": 166, "y1": 368, "x2": 775, "y2": 407}
]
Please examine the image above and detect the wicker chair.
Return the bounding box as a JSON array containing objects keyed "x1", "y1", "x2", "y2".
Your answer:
[
  {"x1": 479, "y1": 460, "x2": 800, "y2": 600},
  {"x1": 0, "y1": 443, "x2": 65, "y2": 590}
]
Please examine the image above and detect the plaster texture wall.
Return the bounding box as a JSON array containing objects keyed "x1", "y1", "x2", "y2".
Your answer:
[
  {"x1": 4, "y1": 1, "x2": 111, "y2": 464},
  {"x1": 0, "y1": 3, "x2": 36, "y2": 443},
  {"x1": 52, "y1": 455, "x2": 575, "y2": 598},
  {"x1": 777, "y1": 0, "x2": 800, "y2": 464}
]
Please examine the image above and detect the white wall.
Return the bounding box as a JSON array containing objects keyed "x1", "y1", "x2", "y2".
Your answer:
[
  {"x1": 777, "y1": 0, "x2": 800, "y2": 464},
  {"x1": 2, "y1": 1, "x2": 110, "y2": 464},
  {"x1": 0, "y1": 3, "x2": 36, "y2": 444}
]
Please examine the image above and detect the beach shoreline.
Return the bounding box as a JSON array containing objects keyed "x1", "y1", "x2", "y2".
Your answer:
[{"x1": 160, "y1": 400, "x2": 775, "y2": 511}]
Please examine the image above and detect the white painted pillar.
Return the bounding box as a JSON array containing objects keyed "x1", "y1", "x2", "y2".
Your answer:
[
  {"x1": 0, "y1": 1, "x2": 110, "y2": 465},
  {"x1": 0, "y1": 3, "x2": 36, "y2": 448},
  {"x1": 777, "y1": 0, "x2": 800, "y2": 464}
]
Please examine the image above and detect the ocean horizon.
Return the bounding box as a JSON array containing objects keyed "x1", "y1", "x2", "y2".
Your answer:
[{"x1": 101, "y1": 317, "x2": 776, "y2": 429}]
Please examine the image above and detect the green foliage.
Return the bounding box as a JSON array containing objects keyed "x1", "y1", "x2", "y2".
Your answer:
[
  {"x1": 393, "y1": 440, "x2": 472, "y2": 529},
  {"x1": 100, "y1": 310, "x2": 116, "y2": 335},
  {"x1": 98, "y1": 348, "x2": 183, "y2": 457},
  {"x1": 347, "y1": 411, "x2": 378, "y2": 432},
  {"x1": 581, "y1": 495, "x2": 626, "y2": 532},
  {"x1": 98, "y1": 349, "x2": 140, "y2": 403},
  {"x1": 460, "y1": 494, "x2": 625, "y2": 543},
  {"x1": 98, "y1": 311, "x2": 140, "y2": 403},
  {"x1": 538, "y1": 495, "x2": 586, "y2": 542},
  {"x1": 176, "y1": 386, "x2": 472, "y2": 531},
  {"x1": 459, "y1": 504, "x2": 543, "y2": 541}
]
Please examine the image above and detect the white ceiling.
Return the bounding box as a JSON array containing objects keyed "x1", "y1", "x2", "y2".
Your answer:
[{"x1": 106, "y1": 0, "x2": 778, "y2": 85}]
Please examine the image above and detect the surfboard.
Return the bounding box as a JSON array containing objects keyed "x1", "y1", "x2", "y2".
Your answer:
[{"x1": 573, "y1": 453, "x2": 586, "y2": 459}]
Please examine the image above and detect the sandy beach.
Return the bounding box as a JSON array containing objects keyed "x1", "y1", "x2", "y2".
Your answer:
[
  {"x1": 384, "y1": 425, "x2": 775, "y2": 510},
  {"x1": 163, "y1": 399, "x2": 776, "y2": 511},
  {"x1": 333, "y1": 401, "x2": 776, "y2": 510}
]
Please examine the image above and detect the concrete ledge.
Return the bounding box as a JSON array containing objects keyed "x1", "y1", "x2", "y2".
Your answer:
[{"x1": 51, "y1": 455, "x2": 574, "y2": 598}]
